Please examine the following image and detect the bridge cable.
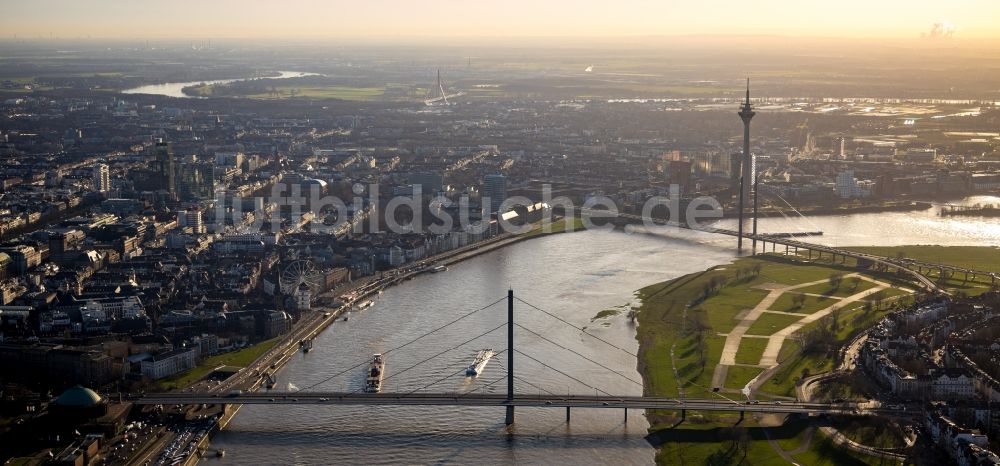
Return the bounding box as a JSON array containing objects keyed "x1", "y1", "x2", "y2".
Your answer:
[
  {"x1": 469, "y1": 375, "x2": 508, "y2": 393},
  {"x1": 299, "y1": 295, "x2": 507, "y2": 391},
  {"x1": 351, "y1": 323, "x2": 507, "y2": 394},
  {"x1": 451, "y1": 375, "x2": 507, "y2": 397},
  {"x1": 514, "y1": 322, "x2": 642, "y2": 386},
  {"x1": 757, "y1": 192, "x2": 807, "y2": 235},
  {"x1": 513, "y1": 348, "x2": 612, "y2": 396},
  {"x1": 453, "y1": 360, "x2": 561, "y2": 397},
  {"x1": 761, "y1": 190, "x2": 823, "y2": 233},
  {"x1": 514, "y1": 297, "x2": 637, "y2": 358},
  {"x1": 400, "y1": 348, "x2": 509, "y2": 396},
  {"x1": 513, "y1": 374, "x2": 558, "y2": 396}
]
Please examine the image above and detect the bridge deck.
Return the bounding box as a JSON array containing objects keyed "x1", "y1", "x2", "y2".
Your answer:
[{"x1": 137, "y1": 392, "x2": 906, "y2": 416}]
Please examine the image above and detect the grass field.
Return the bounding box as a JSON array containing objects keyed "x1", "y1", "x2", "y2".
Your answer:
[
  {"x1": 650, "y1": 423, "x2": 792, "y2": 465},
  {"x1": 771, "y1": 292, "x2": 839, "y2": 314},
  {"x1": 698, "y1": 285, "x2": 769, "y2": 334},
  {"x1": 764, "y1": 340, "x2": 834, "y2": 398},
  {"x1": 791, "y1": 433, "x2": 892, "y2": 466},
  {"x1": 636, "y1": 253, "x2": 910, "y2": 400},
  {"x1": 524, "y1": 216, "x2": 586, "y2": 238},
  {"x1": 734, "y1": 338, "x2": 769, "y2": 365},
  {"x1": 156, "y1": 338, "x2": 280, "y2": 390},
  {"x1": 724, "y1": 365, "x2": 764, "y2": 390},
  {"x1": 745, "y1": 312, "x2": 803, "y2": 336},
  {"x1": 794, "y1": 278, "x2": 878, "y2": 298},
  {"x1": 635, "y1": 251, "x2": 927, "y2": 465}
]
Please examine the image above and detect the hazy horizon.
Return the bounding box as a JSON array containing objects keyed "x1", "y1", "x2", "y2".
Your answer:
[{"x1": 5, "y1": 0, "x2": 1000, "y2": 40}]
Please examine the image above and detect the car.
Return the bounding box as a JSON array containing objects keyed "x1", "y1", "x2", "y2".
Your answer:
[
  {"x1": 752, "y1": 400, "x2": 760, "y2": 405},
  {"x1": 268, "y1": 398, "x2": 275, "y2": 402},
  {"x1": 544, "y1": 401, "x2": 552, "y2": 405},
  {"x1": 774, "y1": 401, "x2": 782, "y2": 405},
  {"x1": 602, "y1": 402, "x2": 609, "y2": 406}
]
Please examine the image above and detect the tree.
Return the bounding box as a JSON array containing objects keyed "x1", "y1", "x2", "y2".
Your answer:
[
  {"x1": 850, "y1": 276, "x2": 862, "y2": 290},
  {"x1": 829, "y1": 273, "x2": 844, "y2": 290},
  {"x1": 792, "y1": 293, "x2": 806, "y2": 309}
]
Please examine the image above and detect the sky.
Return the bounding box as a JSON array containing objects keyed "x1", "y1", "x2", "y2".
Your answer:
[{"x1": 4, "y1": 0, "x2": 1000, "y2": 40}]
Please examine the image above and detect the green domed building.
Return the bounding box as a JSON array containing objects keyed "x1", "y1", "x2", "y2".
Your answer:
[{"x1": 51, "y1": 385, "x2": 107, "y2": 419}]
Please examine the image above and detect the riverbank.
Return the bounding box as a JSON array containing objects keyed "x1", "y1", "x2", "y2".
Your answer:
[
  {"x1": 720, "y1": 201, "x2": 931, "y2": 219},
  {"x1": 634, "y1": 245, "x2": 1000, "y2": 464}
]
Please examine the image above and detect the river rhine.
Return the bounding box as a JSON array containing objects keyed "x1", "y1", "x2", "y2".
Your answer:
[
  {"x1": 206, "y1": 197, "x2": 1000, "y2": 465},
  {"x1": 121, "y1": 71, "x2": 317, "y2": 98}
]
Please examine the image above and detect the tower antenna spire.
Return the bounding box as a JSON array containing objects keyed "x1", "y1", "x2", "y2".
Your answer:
[{"x1": 736, "y1": 76, "x2": 756, "y2": 255}]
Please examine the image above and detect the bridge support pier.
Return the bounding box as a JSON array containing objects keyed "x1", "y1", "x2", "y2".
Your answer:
[
  {"x1": 739, "y1": 410, "x2": 745, "y2": 422},
  {"x1": 681, "y1": 409, "x2": 686, "y2": 421},
  {"x1": 506, "y1": 406, "x2": 514, "y2": 426},
  {"x1": 566, "y1": 406, "x2": 571, "y2": 423},
  {"x1": 624, "y1": 408, "x2": 628, "y2": 423}
]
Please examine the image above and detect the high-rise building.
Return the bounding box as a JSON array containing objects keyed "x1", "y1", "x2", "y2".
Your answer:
[
  {"x1": 667, "y1": 160, "x2": 692, "y2": 194},
  {"x1": 729, "y1": 152, "x2": 743, "y2": 190},
  {"x1": 178, "y1": 210, "x2": 205, "y2": 234},
  {"x1": 483, "y1": 174, "x2": 507, "y2": 213},
  {"x1": 152, "y1": 139, "x2": 176, "y2": 197},
  {"x1": 177, "y1": 161, "x2": 216, "y2": 201},
  {"x1": 92, "y1": 163, "x2": 109, "y2": 193}
]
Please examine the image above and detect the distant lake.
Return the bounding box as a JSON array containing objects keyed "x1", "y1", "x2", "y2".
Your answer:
[{"x1": 120, "y1": 71, "x2": 318, "y2": 98}]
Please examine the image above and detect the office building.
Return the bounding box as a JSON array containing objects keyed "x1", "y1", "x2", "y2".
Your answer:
[
  {"x1": 92, "y1": 163, "x2": 109, "y2": 193},
  {"x1": 483, "y1": 174, "x2": 507, "y2": 213},
  {"x1": 152, "y1": 139, "x2": 176, "y2": 197}
]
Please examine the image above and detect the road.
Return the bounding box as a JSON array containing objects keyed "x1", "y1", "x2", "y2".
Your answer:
[{"x1": 134, "y1": 392, "x2": 909, "y2": 416}]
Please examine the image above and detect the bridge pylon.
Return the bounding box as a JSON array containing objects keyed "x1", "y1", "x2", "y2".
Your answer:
[{"x1": 505, "y1": 288, "x2": 515, "y2": 426}]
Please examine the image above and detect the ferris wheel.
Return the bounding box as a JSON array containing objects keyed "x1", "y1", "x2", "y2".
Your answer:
[{"x1": 279, "y1": 260, "x2": 323, "y2": 295}]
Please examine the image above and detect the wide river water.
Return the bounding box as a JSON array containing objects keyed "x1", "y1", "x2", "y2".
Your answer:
[
  {"x1": 205, "y1": 199, "x2": 1000, "y2": 465},
  {"x1": 121, "y1": 71, "x2": 317, "y2": 98}
]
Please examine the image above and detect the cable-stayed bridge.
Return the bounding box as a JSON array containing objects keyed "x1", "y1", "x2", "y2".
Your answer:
[{"x1": 136, "y1": 291, "x2": 913, "y2": 425}]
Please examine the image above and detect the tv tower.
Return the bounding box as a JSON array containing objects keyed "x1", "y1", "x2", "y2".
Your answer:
[{"x1": 737, "y1": 78, "x2": 755, "y2": 255}]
